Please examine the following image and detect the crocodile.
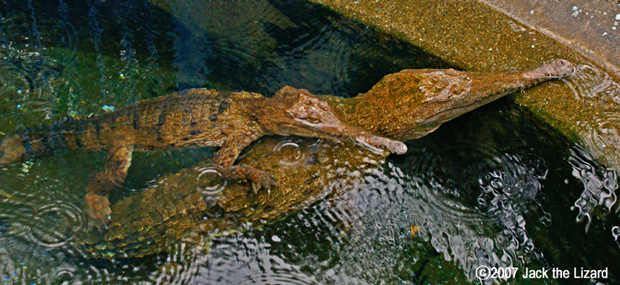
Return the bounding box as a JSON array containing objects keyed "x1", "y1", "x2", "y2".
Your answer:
[
  {"x1": 65, "y1": 59, "x2": 575, "y2": 258},
  {"x1": 0, "y1": 88, "x2": 407, "y2": 229}
]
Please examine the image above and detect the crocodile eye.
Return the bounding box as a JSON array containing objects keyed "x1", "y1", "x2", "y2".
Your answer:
[
  {"x1": 318, "y1": 101, "x2": 330, "y2": 111},
  {"x1": 307, "y1": 116, "x2": 320, "y2": 124}
]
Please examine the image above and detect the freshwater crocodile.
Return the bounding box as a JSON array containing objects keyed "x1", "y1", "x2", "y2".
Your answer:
[
  {"x1": 0, "y1": 89, "x2": 407, "y2": 229},
  {"x1": 68, "y1": 59, "x2": 575, "y2": 258}
]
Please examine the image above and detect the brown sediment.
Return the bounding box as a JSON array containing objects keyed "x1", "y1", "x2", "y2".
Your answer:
[{"x1": 479, "y1": 0, "x2": 620, "y2": 80}]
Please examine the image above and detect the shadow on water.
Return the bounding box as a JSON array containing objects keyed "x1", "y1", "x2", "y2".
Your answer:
[{"x1": 0, "y1": 0, "x2": 619, "y2": 283}]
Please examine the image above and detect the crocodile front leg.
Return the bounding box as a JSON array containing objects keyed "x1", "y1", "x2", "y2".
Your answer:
[
  {"x1": 215, "y1": 132, "x2": 277, "y2": 193},
  {"x1": 85, "y1": 142, "x2": 134, "y2": 230}
]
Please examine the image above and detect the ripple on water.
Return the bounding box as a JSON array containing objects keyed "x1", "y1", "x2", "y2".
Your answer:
[
  {"x1": 412, "y1": 142, "x2": 545, "y2": 216},
  {"x1": 176, "y1": 234, "x2": 316, "y2": 284},
  {"x1": 577, "y1": 112, "x2": 620, "y2": 164},
  {"x1": 613, "y1": 226, "x2": 620, "y2": 248},
  {"x1": 563, "y1": 64, "x2": 620, "y2": 103},
  {"x1": 195, "y1": 166, "x2": 227, "y2": 204},
  {"x1": 26, "y1": 201, "x2": 86, "y2": 248},
  {"x1": 562, "y1": 63, "x2": 620, "y2": 171},
  {"x1": 273, "y1": 138, "x2": 306, "y2": 166},
  {"x1": 266, "y1": 22, "x2": 353, "y2": 95},
  {"x1": 52, "y1": 266, "x2": 77, "y2": 285},
  {"x1": 0, "y1": 198, "x2": 82, "y2": 283},
  {"x1": 153, "y1": 240, "x2": 208, "y2": 284},
  {"x1": 0, "y1": 44, "x2": 65, "y2": 119},
  {"x1": 393, "y1": 142, "x2": 549, "y2": 282},
  {"x1": 236, "y1": 140, "x2": 553, "y2": 283},
  {"x1": 569, "y1": 145, "x2": 619, "y2": 232}
]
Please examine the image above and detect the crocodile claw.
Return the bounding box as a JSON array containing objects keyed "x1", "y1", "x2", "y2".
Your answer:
[
  {"x1": 89, "y1": 216, "x2": 111, "y2": 232},
  {"x1": 252, "y1": 173, "x2": 277, "y2": 194}
]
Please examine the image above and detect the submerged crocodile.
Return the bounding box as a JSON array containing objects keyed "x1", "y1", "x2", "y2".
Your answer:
[
  {"x1": 1, "y1": 60, "x2": 574, "y2": 258},
  {"x1": 68, "y1": 59, "x2": 575, "y2": 258},
  {"x1": 0, "y1": 89, "x2": 407, "y2": 228}
]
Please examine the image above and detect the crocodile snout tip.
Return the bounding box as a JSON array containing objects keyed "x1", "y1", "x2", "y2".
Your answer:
[
  {"x1": 391, "y1": 141, "x2": 408, "y2": 155},
  {"x1": 549, "y1": 59, "x2": 575, "y2": 78},
  {"x1": 358, "y1": 136, "x2": 407, "y2": 155},
  {"x1": 371, "y1": 136, "x2": 407, "y2": 155}
]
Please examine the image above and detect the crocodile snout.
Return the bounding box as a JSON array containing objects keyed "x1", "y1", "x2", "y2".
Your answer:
[
  {"x1": 359, "y1": 135, "x2": 408, "y2": 155},
  {"x1": 550, "y1": 59, "x2": 575, "y2": 78}
]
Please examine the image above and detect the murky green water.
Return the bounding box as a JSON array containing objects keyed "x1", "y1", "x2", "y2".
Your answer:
[{"x1": 1, "y1": 0, "x2": 619, "y2": 283}]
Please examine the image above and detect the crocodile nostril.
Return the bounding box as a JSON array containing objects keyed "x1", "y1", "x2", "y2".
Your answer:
[
  {"x1": 549, "y1": 59, "x2": 574, "y2": 77},
  {"x1": 294, "y1": 112, "x2": 308, "y2": 119},
  {"x1": 393, "y1": 141, "x2": 407, "y2": 155}
]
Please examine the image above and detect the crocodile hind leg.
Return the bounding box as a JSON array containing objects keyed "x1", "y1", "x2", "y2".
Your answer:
[
  {"x1": 215, "y1": 132, "x2": 277, "y2": 193},
  {"x1": 85, "y1": 142, "x2": 134, "y2": 230}
]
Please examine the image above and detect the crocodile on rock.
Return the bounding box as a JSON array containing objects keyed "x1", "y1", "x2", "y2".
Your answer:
[{"x1": 0, "y1": 88, "x2": 407, "y2": 228}]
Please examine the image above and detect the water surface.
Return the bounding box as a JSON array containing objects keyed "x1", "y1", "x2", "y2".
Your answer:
[{"x1": 0, "y1": 0, "x2": 618, "y2": 283}]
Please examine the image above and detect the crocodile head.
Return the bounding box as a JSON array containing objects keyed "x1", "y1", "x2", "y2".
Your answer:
[
  {"x1": 366, "y1": 59, "x2": 576, "y2": 139},
  {"x1": 260, "y1": 86, "x2": 406, "y2": 155}
]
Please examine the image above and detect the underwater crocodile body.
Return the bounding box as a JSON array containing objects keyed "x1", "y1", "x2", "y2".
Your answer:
[
  {"x1": 0, "y1": 88, "x2": 407, "y2": 228},
  {"x1": 68, "y1": 59, "x2": 575, "y2": 258}
]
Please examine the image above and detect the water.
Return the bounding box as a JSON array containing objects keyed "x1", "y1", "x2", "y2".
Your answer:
[
  {"x1": 563, "y1": 64, "x2": 620, "y2": 170},
  {"x1": 1, "y1": 0, "x2": 619, "y2": 283}
]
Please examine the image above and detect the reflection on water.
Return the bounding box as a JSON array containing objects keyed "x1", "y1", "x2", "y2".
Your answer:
[
  {"x1": 570, "y1": 145, "x2": 618, "y2": 232},
  {"x1": 560, "y1": 63, "x2": 620, "y2": 257},
  {"x1": 565, "y1": 64, "x2": 620, "y2": 103},
  {"x1": 1, "y1": 0, "x2": 620, "y2": 283},
  {"x1": 194, "y1": 234, "x2": 316, "y2": 284}
]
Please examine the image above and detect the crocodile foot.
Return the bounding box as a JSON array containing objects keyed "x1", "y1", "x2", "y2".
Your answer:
[
  {"x1": 84, "y1": 193, "x2": 112, "y2": 231},
  {"x1": 222, "y1": 164, "x2": 278, "y2": 194},
  {"x1": 251, "y1": 172, "x2": 278, "y2": 194}
]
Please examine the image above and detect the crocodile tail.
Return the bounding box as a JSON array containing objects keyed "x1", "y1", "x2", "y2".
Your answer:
[{"x1": 0, "y1": 118, "x2": 98, "y2": 164}]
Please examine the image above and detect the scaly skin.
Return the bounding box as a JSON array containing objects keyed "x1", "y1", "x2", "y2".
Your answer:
[
  {"x1": 70, "y1": 59, "x2": 575, "y2": 258},
  {"x1": 0, "y1": 88, "x2": 406, "y2": 229}
]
